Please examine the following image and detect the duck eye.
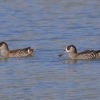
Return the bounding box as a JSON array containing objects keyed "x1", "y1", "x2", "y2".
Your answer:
[
  {"x1": 67, "y1": 46, "x2": 71, "y2": 50},
  {"x1": 0, "y1": 43, "x2": 2, "y2": 47}
]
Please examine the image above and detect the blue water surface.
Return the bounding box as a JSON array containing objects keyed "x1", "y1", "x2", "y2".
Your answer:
[{"x1": 0, "y1": 0, "x2": 100, "y2": 100}]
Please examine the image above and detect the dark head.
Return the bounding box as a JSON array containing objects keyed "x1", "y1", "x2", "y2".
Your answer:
[
  {"x1": 0, "y1": 42, "x2": 9, "y2": 50},
  {"x1": 66, "y1": 45, "x2": 77, "y2": 53},
  {"x1": 58, "y1": 45, "x2": 77, "y2": 57}
]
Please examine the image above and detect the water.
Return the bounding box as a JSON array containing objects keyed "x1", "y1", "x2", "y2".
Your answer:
[{"x1": 0, "y1": 0, "x2": 100, "y2": 100}]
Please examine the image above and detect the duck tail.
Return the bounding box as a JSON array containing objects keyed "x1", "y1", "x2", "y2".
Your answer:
[{"x1": 27, "y1": 48, "x2": 36, "y2": 55}]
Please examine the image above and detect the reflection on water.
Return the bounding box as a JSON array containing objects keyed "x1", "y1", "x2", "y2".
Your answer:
[
  {"x1": 0, "y1": 57, "x2": 8, "y2": 62},
  {"x1": 0, "y1": 0, "x2": 100, "y2": 100},
  {"x1": 67, "y1": 59, "x2": 77, "y2": 64},
  {"x1": 63, "y1": 58, "x2": 100, "y2": 64}
]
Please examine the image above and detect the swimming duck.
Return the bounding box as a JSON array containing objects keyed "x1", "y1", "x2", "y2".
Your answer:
[
  {"x1": 0, "y1": 42, "x2": 35, "y2": 58},
  {"x1": 58, "y1": 45, "x2": 100, "y2": 59}
]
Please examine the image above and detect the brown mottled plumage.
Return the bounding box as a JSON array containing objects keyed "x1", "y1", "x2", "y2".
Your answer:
[
  {"x1": 0, "y1": 42, "x2": 35, "y2": 58},
  {"x1": 58, "y1": 45, "x2": 100, "y2": 59}
]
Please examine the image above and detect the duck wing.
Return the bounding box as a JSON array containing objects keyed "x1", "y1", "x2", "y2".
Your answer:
[
  {"x1": 10, "y1": 47, "x2": 31, "y2": 53},
  {"x1": 78, "y1": 50, "x2": 95, "y2": 55}
]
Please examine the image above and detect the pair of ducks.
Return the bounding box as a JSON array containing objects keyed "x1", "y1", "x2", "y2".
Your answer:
[{"x1": 0, "y1": 42, "x2": 100, "y2": 60}]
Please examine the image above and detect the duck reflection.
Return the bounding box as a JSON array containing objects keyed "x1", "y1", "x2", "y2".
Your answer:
[{"x1": 63, "y1": 59, "x2": 77, "y2": 64}]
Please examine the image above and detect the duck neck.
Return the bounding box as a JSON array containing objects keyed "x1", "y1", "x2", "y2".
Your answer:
[
  {"x1": 0, "y1": 47, "x2": 9, "y2": 57},
  {"x1": 68, "y1": 52, "x2": 77, "y2": 59}
]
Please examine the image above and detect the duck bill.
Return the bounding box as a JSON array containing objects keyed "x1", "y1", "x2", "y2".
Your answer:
[{"x1": 58, "y1": 51, "x2": 66, "y2": 57}]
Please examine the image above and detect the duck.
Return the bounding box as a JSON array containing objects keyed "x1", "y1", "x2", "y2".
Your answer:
[
  {"x1": 58, "y1": 45, "x2": 100, "y2": 59},
  {"x1": 0, "y1": 42, "x2": 35, "y2": 58}
]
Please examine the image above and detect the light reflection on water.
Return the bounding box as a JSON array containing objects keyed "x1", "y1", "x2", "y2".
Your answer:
[{"x1": 0, "y1": 0, "x2": 100, "y2": 100}]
